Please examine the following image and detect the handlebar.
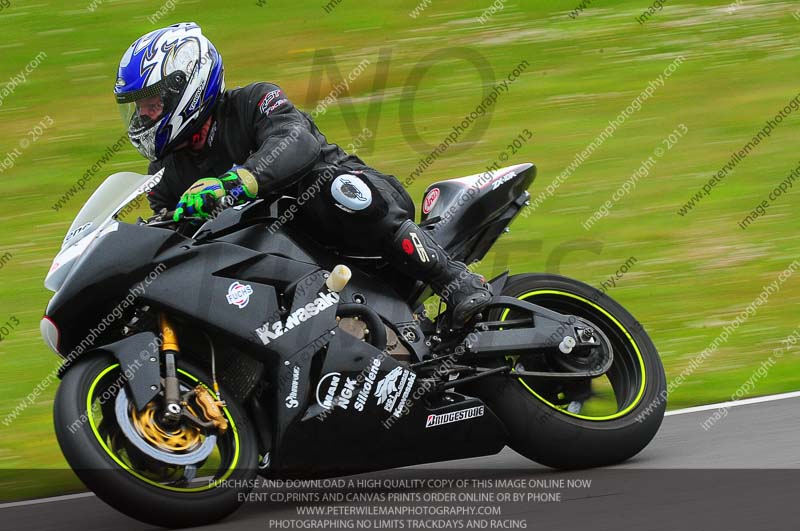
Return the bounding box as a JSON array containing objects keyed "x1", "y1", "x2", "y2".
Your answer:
[
  {"x1": 144, "y1": 196, "x2": 262, "y2": 229},
  {"x1": 144, "y1": 209, "x2": 204, "y2": 227},
  {"x1": 146, "y1": 195, "x2": 241, "y2": 227}
]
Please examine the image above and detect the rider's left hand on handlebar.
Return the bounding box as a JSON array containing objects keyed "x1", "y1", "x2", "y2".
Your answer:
[{"x1": 173, "y1": 168, "x2": 259, "y2": 222}]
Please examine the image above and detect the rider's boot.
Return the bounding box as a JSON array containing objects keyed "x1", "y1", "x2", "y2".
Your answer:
[{"x1": 386, "y1": 220, "x2": 492, "y2": 326}]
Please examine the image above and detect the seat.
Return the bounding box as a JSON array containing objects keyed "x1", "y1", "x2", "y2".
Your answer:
[{"x1": 419, "y1": 163, "x2": 536, "y2": 261}]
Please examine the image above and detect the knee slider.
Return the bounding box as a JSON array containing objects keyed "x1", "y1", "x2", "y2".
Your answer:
[{"x1": 330, "y1": 173, "x2": 373, "y2": 213}]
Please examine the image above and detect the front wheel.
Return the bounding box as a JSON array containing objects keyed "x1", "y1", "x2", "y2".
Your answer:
[
  {"x1": 54, "y1": 354, "x2": 258, "y2": 528},
  {"x1": 472, "y1": 273, "x2": 666, "y2": 469}
]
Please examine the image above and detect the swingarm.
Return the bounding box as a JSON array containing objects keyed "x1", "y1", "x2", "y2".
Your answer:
[{"x1": 419, "y1": 296, "x2": 614, "y2": 391}]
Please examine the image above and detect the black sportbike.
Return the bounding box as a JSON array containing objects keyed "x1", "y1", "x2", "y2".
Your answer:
[{"x1": 42, "y1": 163, "x2": 666, "y2": 527}]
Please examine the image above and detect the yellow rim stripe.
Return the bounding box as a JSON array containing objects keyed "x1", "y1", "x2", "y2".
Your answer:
[
  {"x1": 86, "y1": 363, "x2": 241, "y2": 493},
  {"x1": 500, "y1": 289, "x2": 646, "y2": 421}
]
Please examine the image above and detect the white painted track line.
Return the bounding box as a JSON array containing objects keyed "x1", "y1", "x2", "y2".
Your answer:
[
  {"x1": 664, "y1": 390, "x2": 800, "y2": 416},
  {"x1": 0, "y1": 491, "x2": 95, "y2": 509}
]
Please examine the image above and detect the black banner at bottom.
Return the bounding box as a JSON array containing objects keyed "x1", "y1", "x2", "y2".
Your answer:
[{"x1": 1, "y1": 468, "x2": 797, "y2": 530}]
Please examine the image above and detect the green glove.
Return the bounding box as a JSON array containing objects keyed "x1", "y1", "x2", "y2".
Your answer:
[{"x1": 173, "y1": 169, "x2": 259, "y2": 221}]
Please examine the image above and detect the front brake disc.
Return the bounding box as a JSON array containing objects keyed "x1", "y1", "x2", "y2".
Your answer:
[{"x1": 114, "y1": 388, "x2": 217, "y2": 466}]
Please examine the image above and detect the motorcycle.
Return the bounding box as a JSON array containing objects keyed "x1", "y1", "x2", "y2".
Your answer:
[{"x1": 42, "y1": 162, "x2": 666, "y2": 527}]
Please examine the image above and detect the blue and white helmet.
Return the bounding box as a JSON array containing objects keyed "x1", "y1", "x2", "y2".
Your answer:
[{"x1": 114, "y1": 22, "x2": 224, "y2": 161}]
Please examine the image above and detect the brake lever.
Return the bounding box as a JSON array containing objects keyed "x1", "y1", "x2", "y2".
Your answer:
[{"x1": 146, "y1": 212, "x2": 205, "y2": 227}]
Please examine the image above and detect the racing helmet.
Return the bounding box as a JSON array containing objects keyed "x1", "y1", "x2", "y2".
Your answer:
[{"x1": 114, "y1": 22, "x2": 224, "y2": 161}]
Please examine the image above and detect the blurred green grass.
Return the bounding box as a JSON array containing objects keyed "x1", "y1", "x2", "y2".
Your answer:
[{"x1": 1, "y1": 0, "x2": 799, "y2": 499}]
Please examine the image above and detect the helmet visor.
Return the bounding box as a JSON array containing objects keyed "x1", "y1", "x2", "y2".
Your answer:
[
  {"x1": 117, "y1": 72, "x2": 185, "y2": 161},
  {"x1": 119, "y1": 94, "x2": 166, "y2": 161}
]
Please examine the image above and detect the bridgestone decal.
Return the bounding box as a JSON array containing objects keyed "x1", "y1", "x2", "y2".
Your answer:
[{"x1": 425, "y1": 405, "x2": 485, "y2": 428}]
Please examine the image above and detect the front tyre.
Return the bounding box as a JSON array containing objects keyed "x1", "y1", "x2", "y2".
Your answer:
[
  {"x1": 475, "y1": 274, "x2": 666, "y2": 469},
  {"x1": 54, "y1": 354, "x2": 258, "y2": 528}
]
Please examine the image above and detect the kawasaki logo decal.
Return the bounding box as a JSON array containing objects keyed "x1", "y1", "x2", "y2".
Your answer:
[{"x1": 255, "y1": 291, "x2": 339, "y2": 345}]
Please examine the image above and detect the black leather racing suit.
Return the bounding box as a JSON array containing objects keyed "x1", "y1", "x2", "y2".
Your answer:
[{"x1": 147, "y1": 82, "x2": 414, "y2": 250}]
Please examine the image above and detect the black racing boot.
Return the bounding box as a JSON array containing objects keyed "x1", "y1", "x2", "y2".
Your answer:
[
  {"x1": 387, "y1": 220, "x2": 492, "y2": 326},
  {"x1": 433, "y1": 260, "x2": 493, "y2": 325}
]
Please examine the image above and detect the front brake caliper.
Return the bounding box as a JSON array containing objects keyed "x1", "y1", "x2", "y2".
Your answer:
[{"x1": 194, "y1": 385, "x2": 229, "y2": 434}]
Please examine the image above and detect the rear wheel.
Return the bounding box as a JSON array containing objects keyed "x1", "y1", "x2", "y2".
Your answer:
[
  {"x1": 472, "y1": 274, "x2": 666, "y2": 469},
  {"x1": 54, "y1": 354, "x2": 258, "y2": 528}
]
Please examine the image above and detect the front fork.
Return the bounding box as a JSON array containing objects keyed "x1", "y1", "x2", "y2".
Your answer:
[
  {"x1": 159, "y1": 314, "x2": 182, "y2": 424},
  {"x1": 158, "y1": 313, "x2": 228, "y2": 433}
]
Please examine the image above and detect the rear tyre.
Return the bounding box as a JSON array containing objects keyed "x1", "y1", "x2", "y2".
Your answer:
[
  {"x1": 54, "y1": 354, "x2": 258, "y2": 528},
  {"x1": 472, "y1": 273, "x2": 666, "y2": 469}
]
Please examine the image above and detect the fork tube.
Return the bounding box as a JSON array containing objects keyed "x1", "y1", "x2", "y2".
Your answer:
[{"x1": 159, "y1": 313, "x2": 182, "y2": 423}]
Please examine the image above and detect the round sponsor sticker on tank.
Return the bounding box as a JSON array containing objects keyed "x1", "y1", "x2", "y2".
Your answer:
[{"x1": 422, "y1": 187, "x2": 440, "y2": 214}]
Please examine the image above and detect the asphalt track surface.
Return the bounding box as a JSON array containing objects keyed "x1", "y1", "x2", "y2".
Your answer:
[{"x1": 2, "y1": 394, "x2": 799, "y2": 530}]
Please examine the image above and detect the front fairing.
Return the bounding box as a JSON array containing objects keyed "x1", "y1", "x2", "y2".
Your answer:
[
  {"x1": 45, "y1": 221, "x2": 184, "y2": 357},
  {"x1": 45, "y1": 171, "x2": 163, "y2": 292}
]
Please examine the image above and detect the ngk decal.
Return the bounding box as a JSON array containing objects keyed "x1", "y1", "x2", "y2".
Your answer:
[
  {"x1": 315, "y1": 372, "x2": 357, "y2": 410},
  {"x1": 335, "y1": 378, "x2": 358, "y2": 409}
]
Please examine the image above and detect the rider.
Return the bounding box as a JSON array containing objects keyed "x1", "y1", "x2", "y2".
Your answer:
[{"x1": 113, "y1": 22, "x2": 491, "y2": 325}]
